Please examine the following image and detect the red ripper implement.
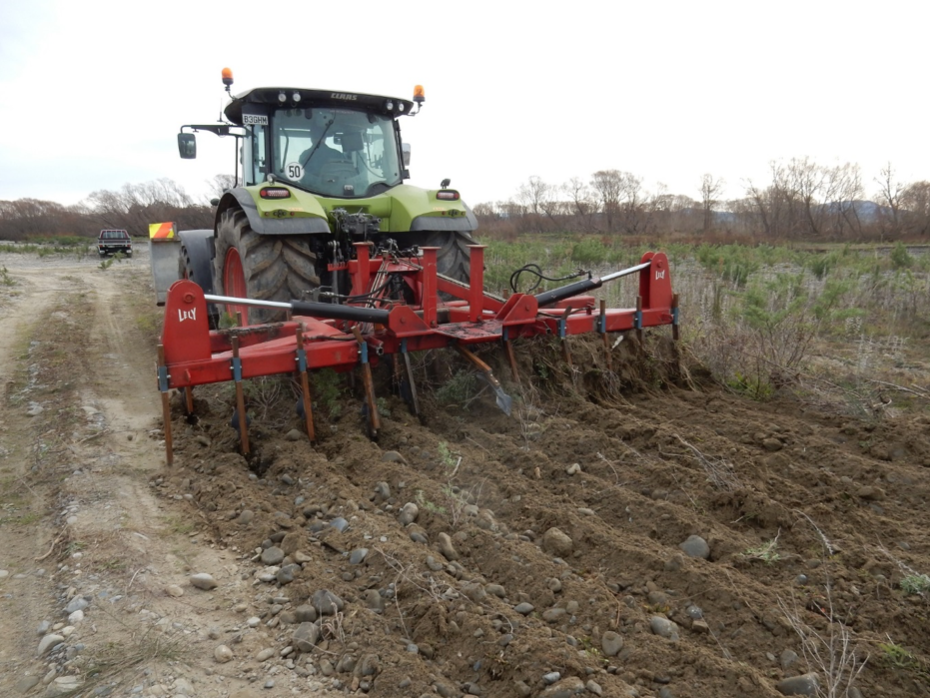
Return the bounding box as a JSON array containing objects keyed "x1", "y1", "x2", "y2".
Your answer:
[{"x1": 156, "y1": 244, "x2": 678, "y2": 465}]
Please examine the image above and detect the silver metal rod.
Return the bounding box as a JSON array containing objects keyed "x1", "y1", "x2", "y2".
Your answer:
[
  {"x1": 205, "y1": 294, "x2": 293, "y2": 309},
  {"x1": 600, "y1": 260, "x2": 651, "y2": 284}
]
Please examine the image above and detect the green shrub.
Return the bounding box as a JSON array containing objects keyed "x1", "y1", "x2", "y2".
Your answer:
[
  {"x1": 900, "y1": 574, "x2": 930, "y2": 595},
  {"x1": 435, "y1": 370, "x2": 479, "y2": 407},
  {"x1": 890, "y1": 242, "x2": 912, "y2": 270},
  {"x1": 312, "y1": 368, "x2": 345, "y2": 419}
]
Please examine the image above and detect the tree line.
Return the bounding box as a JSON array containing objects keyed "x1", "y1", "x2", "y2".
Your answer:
[
  {"x1": 475, "y1": 159, "x2": 930, "y2": 241},
  {"x1": 2, "y1": 162, "x2": 928, "y2": 243},
  {"x1": 0, "y1": 177, "x2": 231, "y2": 240}
]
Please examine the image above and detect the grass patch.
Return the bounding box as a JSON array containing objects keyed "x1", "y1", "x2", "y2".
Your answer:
[
  {"x1": 163, "y1": 515, "x2": 196, "y2": 536},
  {"x1": 740, "y1": 535, "x2": 782, "y2": 564},
  {"x1": 900, "y1": 574, "x2": 930, "y2": 595},
  {"x1": 879, "y1": 641, "x2": 920, "y2": 670},
  {"x1": 0, "y1": 510, "x2": 42, "y2": 526},
  {"x1": 98, "y1": 557, "x2": 129, "y2": 572}
]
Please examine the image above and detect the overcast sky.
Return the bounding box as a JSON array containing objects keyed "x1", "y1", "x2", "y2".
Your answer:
[{"x1": 1, "y1": 0, "x2": 927, "y2": 209}]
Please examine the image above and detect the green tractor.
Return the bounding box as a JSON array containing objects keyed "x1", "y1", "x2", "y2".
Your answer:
[{"x1": 174, "y1": 68, "x2": 478, "y2": 323}]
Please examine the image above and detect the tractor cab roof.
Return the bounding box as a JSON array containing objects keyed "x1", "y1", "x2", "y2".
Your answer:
[{"x1": 224, "y1": 88, "x2": 414, "y2": 125}]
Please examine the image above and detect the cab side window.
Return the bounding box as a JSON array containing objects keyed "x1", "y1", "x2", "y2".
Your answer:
[{"x1": 251, "y1": 124, "x2": 267, "y2": 185}]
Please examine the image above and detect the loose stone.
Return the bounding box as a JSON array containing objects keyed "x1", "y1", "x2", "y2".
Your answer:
[
  {"x1": 780, "y1": 649, "x2": 799, "y2": 669},
  {"x1": 601, "y1": 631, "x2": 623, "y2": 657},
  {"x1": 189, "y1": 573, "x2": 218, "y2": 590},
  {"x1": 261, "y1": 547, "x2": 285, "y2": 566},
  {"x1": 650, "y1": 616, "x2": 680, "y2": 641},
  {"x1": 438, "y1": 532, "x2": 459, "y2": 561},
  {"x1": 65, "y1": 597, "x2": 89, "y2": 614},
  {"x1": 329, "y1": 517, "x2": 349, "y2": 532},
  {"x1": 541, "y1": 528, "x2": 573, "y2": 557},
  {"x1": 311, "y1": 589, "x2": 344, "y2": 616},
  {"x1": 399, "y1": 502, "x2": 419, "y2": 525},
  {"x1": 679, "y1": 535, "x2": 710, "y2": 559},
  {"x1": 15, "y1": 676, "x2": 41, "y2": 693},
  {"x1": 292, "y1": 622, "x2": 321, "y2": 652},
  {"x1": 294, "y1": 604, "x2": 317, "y2": 622},
  {"x1": 37, "y1": 634, "x2": 64, "y2": 657},
  {"x1": 777, "y1": 673, "x2": 820, "y2": 696}
]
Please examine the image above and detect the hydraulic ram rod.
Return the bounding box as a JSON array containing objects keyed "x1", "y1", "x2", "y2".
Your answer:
[
  {"x1": 533, "y1": 260, "x2": 651, "y2": 308},
  {"x1": 204, "y1": 294, "x2": 390, "y2": 324}
]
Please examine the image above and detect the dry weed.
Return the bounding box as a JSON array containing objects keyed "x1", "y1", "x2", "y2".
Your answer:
[{"x1": 778, "y1": 515, "x2": 867, "y2": 697}]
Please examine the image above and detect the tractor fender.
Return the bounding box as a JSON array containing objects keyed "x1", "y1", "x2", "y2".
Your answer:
[
  {"x1": 215, "y1": 189, "x2": 331, "y2": 236},
  {"x1": 409, "y1": 203, "x2": 479, "y2": 233}
]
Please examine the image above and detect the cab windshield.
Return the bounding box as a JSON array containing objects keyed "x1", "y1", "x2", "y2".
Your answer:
[{"x1": 272, "y1": 107, "x2": 402, "y2": 198}]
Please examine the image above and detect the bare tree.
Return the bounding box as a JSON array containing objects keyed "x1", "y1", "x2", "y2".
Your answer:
[
  {"x1": 901, "y1": 181, "x2": 930, "y2": 236},
  {"x1": 516, "y1": 176, "x2": 552, "y2": 216},
  {"x1": 788, "y1": 157, "x2": 828, "y2": 237},
  {"x1": 700, "y1": 174, "x2": 725, "y2": 234},
  {"x1": 617, "y1": 171, "x2": 647, "y2": 234},
  {"x1": 742, "y1": 160, "x2": 862, "y2": 240},
  {"x1": 665, "y1": 194, "x2": 700, "y2": 233},
  {"x1": 207, "y1": 174, "x2": 237, "y2": 203},
  {"x1": 86, "y1": 178, "x2": 211, "y2": 234},
  {"x1": 821, "y1": 163, "x2": 863, "y2": 239},
  {"x1": 472, "y1": 202, "x2": 498, "y2": 220},
  {"x1": 874, "y1": 163, "x2": 904, "y2": 239},
  {"x1": 0, "y1": 198, "x2": 78, "y2": 239},
  {"x1": 563, "y1": 177, "x2": 596, "y2": 231},
  {"x1": 497, "y1": 199, "x2": 525, "y2": 219},
  {"x1": 590, "y1": 170, "x2": 623, "y2": 232},
  {"x1": 514, "y1": 176, "x2": 556, "y2": 232}
]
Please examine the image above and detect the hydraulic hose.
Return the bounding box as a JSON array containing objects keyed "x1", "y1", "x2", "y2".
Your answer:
[
  {"x1": 533, "y1": 260, "x2": 651, "y2": 308},
  {"x1": 204, "y1": 294, "x2": 390, "y2": 324}
]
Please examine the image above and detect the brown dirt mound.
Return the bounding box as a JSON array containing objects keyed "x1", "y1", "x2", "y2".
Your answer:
[{"x1": 155, "y1": 329, "x2": 930, "y2": 697}]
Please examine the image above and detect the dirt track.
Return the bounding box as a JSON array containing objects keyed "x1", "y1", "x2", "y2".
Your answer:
[{"x1": 0, "y1": 249, "x2": 928, "y2": 698}]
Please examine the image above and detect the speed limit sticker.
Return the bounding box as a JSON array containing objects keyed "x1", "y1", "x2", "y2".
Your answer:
[{"x1": 285, "y1": 162, "x2": 304, "y2": 179}]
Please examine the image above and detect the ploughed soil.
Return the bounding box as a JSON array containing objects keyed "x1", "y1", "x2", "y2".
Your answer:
[{"x1": 0, "y1": 247, "x2": 928, "y2": 698}]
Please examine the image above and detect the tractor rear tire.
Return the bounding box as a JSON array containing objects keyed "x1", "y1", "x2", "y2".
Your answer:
[
  {"x1": 411, "y1": 230, "x2": 476, "y2": 283},
  {"x1": 213, "y1": 208, "x2": 320, "y2": 324}
]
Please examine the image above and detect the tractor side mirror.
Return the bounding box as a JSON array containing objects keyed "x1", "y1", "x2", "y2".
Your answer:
[
  {"x1": 402, "y1": 143, "x2": 411, "y2": 167},
  {"x1": 178, "y1": 133, "x2": 197, "y2": 159}
]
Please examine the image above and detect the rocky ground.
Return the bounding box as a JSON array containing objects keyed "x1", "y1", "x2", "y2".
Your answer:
[{"x1": 0, "y1": 245, "x2": 928, "y2": 698}]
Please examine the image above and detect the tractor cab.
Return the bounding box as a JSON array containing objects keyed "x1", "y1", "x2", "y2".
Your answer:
[
  {"x1": 170, "y1": 71, "x2": 476, "y2": 321},
  {"x1": 179, "y1": 82, "x2": 419, "y2": 200}
]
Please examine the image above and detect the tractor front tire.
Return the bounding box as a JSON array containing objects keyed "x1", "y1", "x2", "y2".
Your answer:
[
  {"x1": 179, "y1": 230, "x2": 218, "y2": 328},
  {"x1": 213, "y1": 208, "x2": 320, "y2": 324}
]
